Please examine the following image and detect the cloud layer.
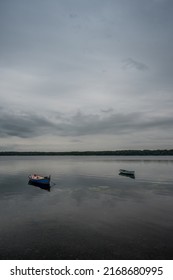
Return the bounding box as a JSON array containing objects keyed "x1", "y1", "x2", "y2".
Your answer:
[
  {"x1": 1, "y1": 0, "x2": 173, "y2": 150},
  {"x1": 1, "y1": 107, "x2": 173, "y2": 138}
]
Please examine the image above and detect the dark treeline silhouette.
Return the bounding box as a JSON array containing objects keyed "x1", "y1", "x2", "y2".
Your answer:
[{"x1": 0, "y1": 149, "x2": 173, "y2": 156}]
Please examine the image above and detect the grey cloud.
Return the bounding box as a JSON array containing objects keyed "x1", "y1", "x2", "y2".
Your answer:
[
  {"x1": 122, "y1": 58, "x2": 149, "y2": 71},
  {"x1": 60, "y1": 111, "x2": 173, "y2": 137},
  {"x1": 101, "y1": 108, "x2": 114, "y2": 113},
  {"x1": 0, "y1": 110, "x2": 55, "y2": 138},
  {"x1": 1, "y1": 109, "x2": 172, "y2": 139}
]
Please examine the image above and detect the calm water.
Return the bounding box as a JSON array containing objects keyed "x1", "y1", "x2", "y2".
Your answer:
[{"x1": 0, "y1": 156, "x2": 173, "y2": 260}]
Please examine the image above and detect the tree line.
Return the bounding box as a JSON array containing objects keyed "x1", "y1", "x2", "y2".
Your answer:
[{"x1": 0, "y1": 149, "x2": 173, "y2": 156}]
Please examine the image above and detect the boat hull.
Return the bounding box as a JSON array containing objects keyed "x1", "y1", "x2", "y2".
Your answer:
[
  {"x1": 119, "y1": 169, "x2": 135, "y2": 178},
  {"x1": 119, "y1": 169, "x2": 135, "y2": 175},
  {"x1": 28, "y1": 175, "x2": 50, "y2": 185},
  {"x1": 28, "y1": 178, "x2": 50, "y2": 185},
  {"x1": 28, "y1": 180, "x2": 51, "y2": 191},
  {"x1": 119, "y1": 172, "x2": 135, "y2": 179}
]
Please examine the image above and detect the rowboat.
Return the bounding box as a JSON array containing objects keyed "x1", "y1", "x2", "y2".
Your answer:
[
  {"x1": 119, "y1": 169, "x2": 135, "y2": 176},
  {"x1": 28, "y1": 174, "x2": 51, "y2": 186},
  {"x1": 119, "y1": 169, "x2": 135, "y2": 178}
]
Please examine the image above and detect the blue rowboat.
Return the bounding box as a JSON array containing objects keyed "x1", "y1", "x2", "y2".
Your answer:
[{"x1": 28, "y1": 174, "x2": 51, "y2": 185}]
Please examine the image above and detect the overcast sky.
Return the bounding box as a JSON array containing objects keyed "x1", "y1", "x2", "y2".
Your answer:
[{"x1": 1, "y1": 0, "x2": 173, "y2": 151}]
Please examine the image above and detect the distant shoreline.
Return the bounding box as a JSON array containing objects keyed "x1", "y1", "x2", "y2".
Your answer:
[{"x1": 0, "y1": 150, "x2": 173, "y2": 156}]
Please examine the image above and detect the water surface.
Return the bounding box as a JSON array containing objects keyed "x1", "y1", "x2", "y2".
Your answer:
[{"x1": 0, "y1": 156, "x2": 173, "y2": 259}]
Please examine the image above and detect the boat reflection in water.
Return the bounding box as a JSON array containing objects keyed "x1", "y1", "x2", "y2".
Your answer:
[
  {"x1": 28, "y1": 180, "x2": 51, "y2": 192},
  {"x1": 119, "y1": 169, "x2": 135, "y2": 179}
]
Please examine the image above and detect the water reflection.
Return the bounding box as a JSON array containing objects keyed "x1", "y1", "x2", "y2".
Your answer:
[
  {"x1": 0, "y1": 156, "x2": 173, "y2": 260},
  {"x1": 28, "y1": 181, "x2": 51, "y2": 192}
]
